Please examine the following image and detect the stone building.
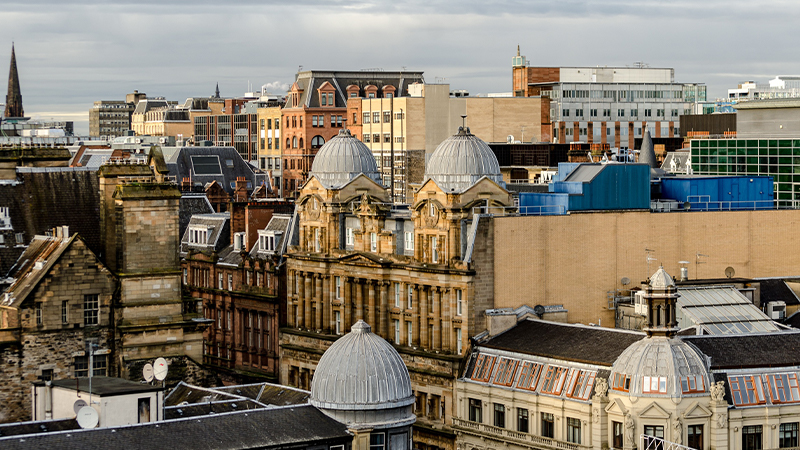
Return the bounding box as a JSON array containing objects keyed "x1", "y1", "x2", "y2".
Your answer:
[
  {"x1": 454, "y1": 268, "x2": 800, "y2": 450},
  {"x1": 282, "y1": 127, "x2": 511, "y2": 450},
  {"x1": 0, "y1": 228, "x2": 116, "y2": 423}
]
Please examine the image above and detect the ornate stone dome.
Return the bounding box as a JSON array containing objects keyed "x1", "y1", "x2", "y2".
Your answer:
[
  {"x1": 610, "y1": 337, "x2": 710, "y2": 398},
  {"x1": 425, "y1": 127, "x2": 505, "y2": 192},
  {"x1": 309, "y1": 129, "x2": 383, "y2": 189},
  {"x1": 649, "y1": 266, "x2": 675, "y2": 289},
  {"x1": 310, "y1": 320, "x2": 415, "y2": 429}
]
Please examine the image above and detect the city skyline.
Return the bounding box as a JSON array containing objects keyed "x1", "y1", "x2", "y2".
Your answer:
[{"x1": 3, "y1": 0, "x2": 800, "y2": 135}]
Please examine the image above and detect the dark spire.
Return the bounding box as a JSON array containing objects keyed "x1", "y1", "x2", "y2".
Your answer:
[
  {"x1": 214, "y1": 82, "x2": 220, "y2": 98},
  {"x1": 5, "y1": 43, "x2": 23, "y2": 118}
]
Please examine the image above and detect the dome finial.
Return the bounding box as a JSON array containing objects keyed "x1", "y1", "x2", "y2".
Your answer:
[{"x1": 351, "y1": 320, "x2": 371, "y2": 333}]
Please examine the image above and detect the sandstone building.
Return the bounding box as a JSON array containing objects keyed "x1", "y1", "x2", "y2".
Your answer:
[{"x1": 282, "y1": 127, "x2": 511, "y2": 450}]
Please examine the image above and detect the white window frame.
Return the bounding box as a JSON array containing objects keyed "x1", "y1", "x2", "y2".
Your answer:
[
  {"x1": 335, "y1": 276, "x2": 342, "y2": 300},
  {"x1": 188, "y1": 226, "x2": 210, "y2": 245},
  {"x1": 218, "y1": 273, "x2": 224, "y2": 289},
  {"x1": 346, "y1": 227, "x2": 354, "y2": 247},
  {"x1": 370, "y1": 232, "x2": 377, "y2": 252},
  {"x1": 335, "y1": 310, "x2": 342, "y2": 335},
  {"x1": 228, "y1": 274, "x2": 233, "y2": 291},
  {"x1": 407, "y1": 321, "x2": 413, "y2": 345},
  {"x1": 394, "y1": 319, "x2": 400, "y2": 343},
  {"x1": 405, "y1": 231, "x2": 414, "y2": 252},
  {"x1": 314, "y1": 228, "x2": 321, "y2": 252},
  {"x1": 394, "y1": 282, "x2": 400, "y2": 307},
  {"x1": 457, "y1": 328, "x2": 463, "y2": 354},
  {"x1": 456, "y1": 289, "x2": 463, "y2": 316},
  {"x1": 407, "y1": 285, "x2": 413, "y2": 309},
  {"x1": 431, "y1": 236, "x2": 438, "y2": 263}
]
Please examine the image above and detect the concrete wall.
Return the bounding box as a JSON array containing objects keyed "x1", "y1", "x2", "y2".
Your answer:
[
  {"x1": 490, "y1": 209, "x2": 800, "y2": 326},
  {"x1": 737, "y1": 107, "x2": 800, "y2": 137}
]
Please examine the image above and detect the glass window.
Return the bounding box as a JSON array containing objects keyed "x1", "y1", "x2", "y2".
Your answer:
[
  {"x1": 688, "y1": 424, "x2": 703, "y2": 449},
  {"x1": 494, "y1": 404, "x2": 505, "y2": 428},
  {"x1": 369, "y1": 433, "x2": 385, "y2": 450},
  {"x1": 540, "y1": 366, "x2": 568, "y2": 395},
  {"x1": 83, "y1": 294, "x2": 99, "y2": 326},
  {"x1": 613, "y1": 421, "x2": 624, "y2": 448},
  {"x1": 767, "y1": 373, "x2": 800, "y2": 404},
  {"x1": 393, "y1": 282, "x2": 400, "y2": 307},
  {"x1": 393, "y1": 319, "x2": 400, "y2": 343},
  {"x1": 470, "y1": 354, "x2": 496, "y2": 382},
  {"x1": 383, "y1": 111, "x2": 391, "y2": 122},
  {"x1": 370, "y1": 232, "x2": 377, "y2": 252},
  {"x1": 404, "y1": 231, "x2": 414, "y2": 252},
  {"x1": 373, "y1": 112, "x2": 380, "y2": 123},
  {"x1": 492, "y1": 357, "x2": 518, "y2": 386},
  {"x1": 407, "y1": 285, "x2": 413, "y2": 309},
  {"x1": 729, "y1": 375, "x2": 767, "y2": 406},
  {"x1": 62, "y1": 301, "x2": 68, "y2": 323},
  {"x1": 644, "y1": 425, "x2": 665, "y2": 449},
  {"x1": 407, "y1": 321, "x2": 412, "y2": 345},
  {"x1": 516, "y1": 361, "x2": 543, "y2": 390},
  {"x1": 363, "y1": 112, "x2": 370, "y2": 123},
  {"x1": 517, "y1": 408, "x2": 529, "y2": 433},
  {"x1": 431, "y1": 236, "x2": 438, "y2": 263},
  {"x1": 567, "y1": 417, "x2": 581, "y2": 444},
  {"x1": 35, "y1": 303, "x2": 42, "y2": 325},
  {"x1": 456, "y1": 289, "x2": 463, "y2": 316},
  {"x1": 541, "y1": 412, "x2": 554, "y2": 438},
  {"x1": 743, "y1": 425, "x2": 762, "y2": 450},
  {"x1": 335, "y1": 276, "x2": 342, "y2": 299},
  {"x1": 469, "y1": 398, "x2": 482, "y2": 422},
  {"x1": 781, "y1": 423, "x2": 798, "y2": 448},
  {"x1": 457, "y1": 328, "x2": 463, "y2": 354}
]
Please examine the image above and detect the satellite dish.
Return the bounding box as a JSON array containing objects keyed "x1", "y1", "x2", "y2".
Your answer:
[
  {"x1": 73, "y1": 399, "x2": 88, "y2": 415},
  {"x1": 725, "y1": 266, "x2": 735, "y2": 278},
  {"x1": 76, "y1": 406, "x2": 99, "y2": 429},
  {"x1": 143, "y1": 363, "x2": 154, "y2": 383},
  {"x1": 533, "y1": 305, "x2": 545, "y2": 318},
  {"x1": 153, "y1": 357, "x2": 168, "y2": 381},
  {"x1": 621, "y1": 277, "x2": 631, "y2": 286}
]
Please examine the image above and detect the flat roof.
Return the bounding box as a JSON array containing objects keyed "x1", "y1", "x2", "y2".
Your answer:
[{"x1": 48, "y1": 377, "x2": 163, "y2": 397}]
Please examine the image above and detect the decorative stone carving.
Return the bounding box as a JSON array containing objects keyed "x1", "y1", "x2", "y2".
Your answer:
[
  {"x1": 594, "y1": 377, "x2": 608, "y2": 399},
  {"x1": 711, "y1": 380, "x2": 725, "y2": 402},
  {"x1": 673, "y1": 416, "x2": 683, "y2": 445},
  {"x1": 716, "y1": 413, "x2": 727, "y2": 429},
  {"x1": 592, "y1": 408, "x2": 600, "y2": 423},
  {"x1": 625, "y1": 413, "x2": 635, "y2": 445}
]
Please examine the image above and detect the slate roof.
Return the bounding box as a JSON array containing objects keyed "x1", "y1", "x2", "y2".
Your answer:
[
  {"x1": 179, "y1": 194, "x2": 214, "y2": 238},
  {"x1": 482, "y1": 319, "x2": 645, "y2": 366},
  {"x1": 758, "y1": 278, "x2": 800, "y2": 306},
  {"x1": 165, "y1": 147, "x2": 263, "y2": 195},
  {"x1": 249, "y1": 214, "x2": 292, "y2": 258},
  {"x1": 50, "y1": 377, "x2": 163, "y2": 396},
  {"x1": 0, "y1": 418, "x2": 80, "y2": 438},
  {"x1": 290, "y1": 70, "x2": 424, "y2": 109},
  {"x1": 180, "y1": 213, "x2": 229, "y2": 254},
  {"x1": 682, "y1": 331, "x2": 800, "y2": 369},
  {"x1": 0, "y1": 405, "x2": 351, "y2": 450},
  {"x1": 0, "y1": 170, "x2": 102, "y2": 277}
]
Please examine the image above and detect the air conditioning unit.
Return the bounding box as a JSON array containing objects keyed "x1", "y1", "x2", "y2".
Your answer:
[
  {"x1": 767, "y1": 301, "x2": 786, "y2": 320},
  {"x1": 634, "y1": 291, "x2": 647, "y2": 316}
]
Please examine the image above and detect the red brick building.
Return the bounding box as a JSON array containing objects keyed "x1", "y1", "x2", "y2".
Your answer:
[{"x1": 281, "y1": 70, "x2": 424, "y2": 199}]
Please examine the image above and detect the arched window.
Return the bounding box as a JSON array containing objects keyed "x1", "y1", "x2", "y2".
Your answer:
[
  {"x1": 286, "y1": 138, "x2": 290, "y2": 149},
  {"x1": 299, "y1": 138, "x2": 304, "y2": 148},
  {"x1": 311, "y1": 135, "x2": 325, "y2": 149},
  {"x1": 292, "y1": 137, "x2": 298, "y2": 149}
]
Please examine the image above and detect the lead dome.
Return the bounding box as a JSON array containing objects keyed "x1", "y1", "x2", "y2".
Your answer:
[
  {"x1": 310, "y1": 320, "x2": 415, "y2": 429},
  {"x1": 425, "y1": 127, "x2": 505, "y2": 192},
  {"x1": 309, "y1": 129, "x2": 383, "y2": 189}
]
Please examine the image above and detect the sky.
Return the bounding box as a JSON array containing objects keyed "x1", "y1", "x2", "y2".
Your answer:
[{"x1": 2, "y1": 0, "x2": 800, "y2": 135}]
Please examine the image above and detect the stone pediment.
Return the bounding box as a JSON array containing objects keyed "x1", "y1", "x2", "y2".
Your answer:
[
  {"x1": 683, "y1": 401, "x2": 712, "y2": 419},
  {"x1": 338, "y1": 252, "x2": 393, "y2": 267},
  {"x1": 605, "y1": 398, "x2": 628, "y2": 416},
  {"x1": 639, "y1": 402, "x2": 671, "y2": 419}
]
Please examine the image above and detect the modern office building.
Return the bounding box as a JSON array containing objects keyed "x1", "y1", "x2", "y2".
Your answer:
[
  {"x1": 89, "y1": 100, "x2": 136, "y2": 138},
  {"x1": 511, "y1": 47, "x2": 706, "y2": 148}
]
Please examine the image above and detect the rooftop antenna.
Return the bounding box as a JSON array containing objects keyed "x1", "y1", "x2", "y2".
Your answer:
[
  {"x1": 645, "y1": 248, "x2": 657, "y2": 279},
  {"x1": 696, "y1": 252, "x2": 709, "y2": 279}
]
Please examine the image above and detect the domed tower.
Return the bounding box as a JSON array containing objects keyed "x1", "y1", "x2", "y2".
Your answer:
[
  {"x1": 605, "y1": 267, "x2": 711, "y2": 449},
  {"x1": 295, "y1": 129, "x2": 388, "y2": 255},
  {"x1": 424, "y1": 126, "x2": 505, "y2": 193},
  {"x1": 311, "y1": 320, "x2": 415, "y2": 450},
  {"x1": 411, "y1": 127, "x2": 511, "y2": 265},
  {"x1": 309, "y1": 129, "x2": 383, "y2": 190}
]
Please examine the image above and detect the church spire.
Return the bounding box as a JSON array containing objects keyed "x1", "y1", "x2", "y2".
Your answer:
[
  {"x1": 5, "y1": 43, "x2": 23, "y2": 118},
  {"x1": 214, "y1": 82, "x2": 220, "y2": 98}
]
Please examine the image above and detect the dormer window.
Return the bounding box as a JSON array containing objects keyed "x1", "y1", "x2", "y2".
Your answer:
[
  {"x1": 189, "y1": 226, "x2": 210, "y2": 245},
  {"x1": 0, "y1": 206, "x2": 10, "y2": 229},
  {"x1": 258, "y1": 230, "x2": 282, "y2": 253}
]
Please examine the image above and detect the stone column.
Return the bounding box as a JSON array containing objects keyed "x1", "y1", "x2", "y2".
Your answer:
[
  {"x1": 709, "y1": 386, "x2": 730, "y2": 450},
  {"x1": 315, "y1": 275, "x2": 323, "y2": 331},
  {"x1": 432, "y1": 287, "x2": 441, "y2": 352},
  {"x1": 367, "y1": 280, "x2": 376, "y2": 327},
  {"x1": 591, "y1": 381, "x2": 609, "y2": 450},
  {"x1": 287, "y1": 270, "x2": 296, "y2": 327},
  {"x1": 411, "y1": 284, "x2": 420, "y2": 347},
  {"x1": 343, "y1": 277, "x2": 352, "y2": 330},
  {"x1": 355, "y1": 278, "x2": 364, "y2": 322},
  {"x1": 441, "y1": 288, "x2": 451, "y2": 352},
  {"x1": 420, "y1": 285, "x2": 429, "y2": 349},
  {"x1": 379, "y1": 281, "x2": 389, "y2": 337},
  {"x1": 303, "y1": 273, "x2": 312, "y2": 329}
]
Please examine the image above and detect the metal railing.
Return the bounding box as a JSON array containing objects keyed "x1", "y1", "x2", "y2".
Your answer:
[
  {"x1": 470, "y1": 205, "x2": 567, "y2": 216},
  {"x1": 639, "y1": 434, "x2": 695, "y2": 450},
  {"x1": 453, "y1": 418, "x2": 590, "y2": 450}
]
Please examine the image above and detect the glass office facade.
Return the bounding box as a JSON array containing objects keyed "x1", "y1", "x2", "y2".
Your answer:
[{"x1": 691, "y1": 138, "x2": 800, "y2": 204}]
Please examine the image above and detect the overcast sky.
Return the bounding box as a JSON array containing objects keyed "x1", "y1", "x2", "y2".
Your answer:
[{"x1": 3, "y1": 0, "x2": 800, "y2": 135}]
